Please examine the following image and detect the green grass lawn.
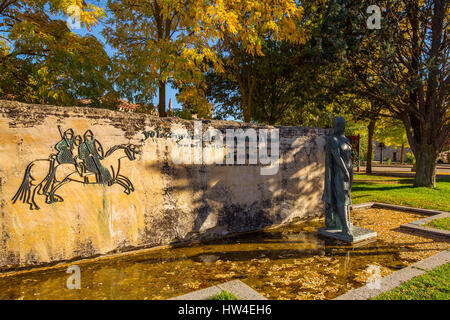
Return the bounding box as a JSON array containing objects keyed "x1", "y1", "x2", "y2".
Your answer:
[
  {"x1": 352, "y1": 174, "x2": 450, "y2": 211},
  {"x1": 373, "y1": 263, "x2": 450, "y2": 300},
  {"x1": 209, "y1": 290, "x2": 240, "y2": 300},
  {"x1": 424, "y1": 217, "x2": 450, "y2": 231}
]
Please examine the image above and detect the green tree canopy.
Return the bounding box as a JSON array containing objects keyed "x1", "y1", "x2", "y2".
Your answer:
[
  {"x1": 103, "y1": 0, "x2": 303, "y2": 117},
  {"x1": 332, "y1": 0, "x2": 449, "y2": 187},
  {"x1": 0, "y1": 0, "x2": 114, "y2": 106}
]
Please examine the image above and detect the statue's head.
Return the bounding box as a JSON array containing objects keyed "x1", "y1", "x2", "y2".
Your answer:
[{"x1": 333, "y1": 116, "x2": 346, "y2": 135}]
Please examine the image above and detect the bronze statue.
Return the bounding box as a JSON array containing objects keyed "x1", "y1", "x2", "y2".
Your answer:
[
  {"x1": 322, "y1": 116, "x2": 353, "y2": 236},
  {"x1": 319, "y1": 116, "x2": 377, "y2": 243}
]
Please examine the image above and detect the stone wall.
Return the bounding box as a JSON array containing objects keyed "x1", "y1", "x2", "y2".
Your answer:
[{"x1": 0, "y1": 100, "x2": 329, "y2": 271}]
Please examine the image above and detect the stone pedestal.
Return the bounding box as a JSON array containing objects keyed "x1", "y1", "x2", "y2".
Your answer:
[{"x1": 318, "y1": 225, "x2": 377, "y2": 243}]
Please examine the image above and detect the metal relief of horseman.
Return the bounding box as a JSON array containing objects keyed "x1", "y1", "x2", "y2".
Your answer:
[
  {"x1": 55, "y1": 127, "x2": 76, "y2": 165},
  {"x1": 78, "y1": 129, "x2": 113, "y2": 185},
  {"x1": 12, "y1": 126, "x2": 140, "y2": 210}
]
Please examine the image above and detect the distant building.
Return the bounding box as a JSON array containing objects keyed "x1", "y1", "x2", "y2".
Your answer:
[
  {"x1": 373, "y1": 139, "x2": 411, "y2": 163},
  {"x1": 116, "y1": 99, "x2": 139, "y2": 112},
  {"x1": 437, "y1": 138, "x2": 450, "y2": 163}
]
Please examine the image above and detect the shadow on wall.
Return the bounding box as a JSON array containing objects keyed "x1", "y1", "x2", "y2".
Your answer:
[{"x1": 140, "y1": 141, "x2": 325, "y2": 244}]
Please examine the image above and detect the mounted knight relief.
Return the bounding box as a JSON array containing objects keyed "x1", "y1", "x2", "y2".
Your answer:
[{"x1": 12, "y1": 126, "x2": 140, "y2": 210}]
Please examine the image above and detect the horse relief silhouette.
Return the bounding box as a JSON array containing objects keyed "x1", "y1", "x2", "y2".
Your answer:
[{"x1": 12, "y1": 126, "x2": 140, "y2": 210}]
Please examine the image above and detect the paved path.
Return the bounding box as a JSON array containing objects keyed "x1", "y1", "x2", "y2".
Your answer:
[
  {"x1": 334, "y1": 250, "x2": 450, "y2": 300},
  {"x1": 355, "y1": 164, "x2": 450, "y2": 178}
]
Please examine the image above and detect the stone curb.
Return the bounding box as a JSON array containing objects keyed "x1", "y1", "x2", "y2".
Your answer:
[
  {"x1": 350, "y1": 202, "x2": 375, "y2": 210},
  {"x1": 351, "y1": 202, "x2": 449, "y2": 216},
  {"x1": 400, "y1": 212, "x2": 450, "y2": 238},
  {"x1": 333, "y1": 250, "x2": 450, "y2": 300},
  {"x1": 169, "y1": 280, "x2": 268, "y2": 300},
  {"x1": 371, "y1": 202, "x2": 448, "y2": 216}
]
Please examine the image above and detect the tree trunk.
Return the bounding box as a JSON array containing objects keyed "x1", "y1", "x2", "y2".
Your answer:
[
  {"x1": 401, "y1": 111, "x2": 440, "y2": 187},
  {"x1": 241, "y1": 95, "x2": 250, "y2": 123},
  {"x1": 366, "y1": 119, "x2": 375, "y2": 174},
  {"x1": 243, "y1": 101, "x2": 251, "y2": 123},
  {"x1": 242, "y1": 75, "x2": 255, "y2": 123},
  {"x1": 238, "y1": 79, "x2": 251, "y2": 123},
  {"x1": 245, "y1": 84, "x2": 252, "y2": 123},
  {"x1": 413, "y1": 143, "x2": 437, "y2": 187},
  {"x1": 400, "y1": 144, "x2": 405, "y2": 165},
  {"x1": 158, "y1": 80, "x2": 166, "y2": 117}
]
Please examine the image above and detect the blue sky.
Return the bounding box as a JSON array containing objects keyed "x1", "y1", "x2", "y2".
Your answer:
[{"x1": 65, "y1": 1, "x2": 182, "y2": 110}]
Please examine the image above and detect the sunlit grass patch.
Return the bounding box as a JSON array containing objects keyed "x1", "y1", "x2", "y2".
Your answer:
[
  {"x1": 424, "y1": 217, "x2": 450, "y2": 231},
  {"x1": 373, "y1": 263, "x2": 450, "y2": 300},
  {"x1": 209, "y1": 290, "x2": 240, "y2": 300},
  {"x1": 352, "y1": 175, "x2": 450, "y2": 211}
]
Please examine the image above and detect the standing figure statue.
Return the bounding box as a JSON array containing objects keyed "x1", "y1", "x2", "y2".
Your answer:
[
  {"x1": 319, "y1": 116, "x2": 376, "y2": 243},
  {"x1": 322, "y1": 116, "x2": 353, "y2": 235}
]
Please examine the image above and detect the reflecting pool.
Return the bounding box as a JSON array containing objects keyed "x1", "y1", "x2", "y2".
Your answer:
[{"x1": 0, "y1": 208, "x2": 448, "y2": 300}]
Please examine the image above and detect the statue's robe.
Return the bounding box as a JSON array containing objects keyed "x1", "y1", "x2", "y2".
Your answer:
[{"x1": 322, "y1": 134, "x2": 353, "y2": 228}]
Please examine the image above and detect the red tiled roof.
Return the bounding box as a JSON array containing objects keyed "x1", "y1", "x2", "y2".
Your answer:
[
  {"x1": 79, "y1": 98, "x2": 139, "y2": 111},
  {"x1": 117, "y1": 99, "x2": 138, "y2": 111}
]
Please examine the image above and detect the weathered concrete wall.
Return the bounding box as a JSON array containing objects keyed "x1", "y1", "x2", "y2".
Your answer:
[{"x1": 0, "y1": 100, "x2": 328, "y2": 271}]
